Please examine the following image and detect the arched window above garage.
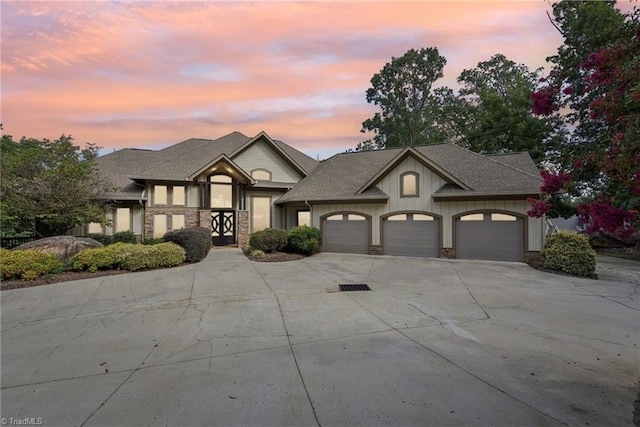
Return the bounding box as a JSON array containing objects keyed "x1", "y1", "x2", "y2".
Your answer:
[{"x1": 400, "y1": 172, "x2": 419, "y2": 198}]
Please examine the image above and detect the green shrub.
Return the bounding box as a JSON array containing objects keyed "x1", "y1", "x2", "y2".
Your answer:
[
  {"x1": 115, "y1": 242, "x2": 185, "y2": 271},
  {"x1": 249, "y1": 249, "x2": 266, "y2": 259},
  {"x1": 287, "y1": 225, "x2": 321, "y2": 255},
  {"x1": 163, "y1": 227, "x2": 211, "y2": 262},
  {"x1": 70, "y1": 243, "x2": 127, "y2": 272},
  {"x1": 113, "y1": 230, "x2": 137, "y2": 244},
  {"x1": 142, "y1": 238, "x2": 165, "y2": 245},
  {"x1": 87, "y1": 233, "x2": 113, "y2": 246},
  {"x1": 0, "y1": 248, "x2": 64, "y2": 281},
  {"x1": 71, "y1": 242, "x2": 185, "y2": 272},
  {"x1": 540, "y1": 231, "x2": 596, "y2": 277},
  {"x1": 249, "y1": 228, "x2": 288, "y2": 253}
]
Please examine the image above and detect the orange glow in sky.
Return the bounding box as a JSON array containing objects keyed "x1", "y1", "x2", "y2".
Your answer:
[{"x1": 1, "y1": 1, "x2": 583, "y2": 159}]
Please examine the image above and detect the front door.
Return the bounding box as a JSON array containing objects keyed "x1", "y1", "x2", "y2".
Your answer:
[{"x1": 211, "y1": 210, "x2": 235, "y2": 246}]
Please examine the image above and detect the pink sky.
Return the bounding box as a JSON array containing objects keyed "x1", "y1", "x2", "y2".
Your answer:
[{"x1": 0, "y1": 1, "x2": 595, "y2": 159}]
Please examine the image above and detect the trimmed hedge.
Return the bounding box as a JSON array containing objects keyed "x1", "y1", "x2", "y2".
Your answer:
[
  {"x1": 87, "y1": 233, "x2": 113, "y2": 246},
  {"x1": 287, "y1": 225, "x2": 321, "y2": 255},
  {"x1": 0, "y1": 248, "x2": 64, "y2": 281},
  {"x1": 540, "y1": 231, "x2": 596, "y2": 277},
  {"x1": 163, "y1": 227, "x2": 211, "y2": 262},
  {"x1": 249, "y1": 228, "x2": 288, "y2": 253},
  {"x1": 70, "y1": 242, "x2": 185, "y2": 272},
  {"x1": 70, "y1": 243, "x2": 123, "y2": 272}
]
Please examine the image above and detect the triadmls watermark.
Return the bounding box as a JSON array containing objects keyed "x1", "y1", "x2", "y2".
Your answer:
[{"x1": 1, "y1": 418, "x2": 44, "y2": 426}]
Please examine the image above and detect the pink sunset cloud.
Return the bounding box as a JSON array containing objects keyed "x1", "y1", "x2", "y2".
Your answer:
[{"x1": 1, "y1": 1, "x2": 618, "y2": 159}]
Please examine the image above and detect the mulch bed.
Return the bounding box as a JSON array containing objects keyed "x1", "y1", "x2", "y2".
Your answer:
[
  {"x1": 243, "y1": 250, "x2": 308, "y2": 262},
  {"x1": 1, "y1": 269, "x2": 129, "y2": 291},
  {"x1": 2, "y1": 250, "x2": 309, "y2": 291}
]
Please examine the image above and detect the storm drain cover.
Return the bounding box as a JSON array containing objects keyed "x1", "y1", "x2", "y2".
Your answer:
[{"x1": 339, "y1": 284, "x2": 371, "y2": 292}]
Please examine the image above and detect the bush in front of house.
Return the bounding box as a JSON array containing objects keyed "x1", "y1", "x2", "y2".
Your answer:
[
  {"x1": 249, "y1": 249, "x2": 266, "y2": 259},
  {"x1": 0, "y1": 248, "x2": 64, "y2": 281},
  {"x1": 249, "y1": 228, "x2": 288, "y2": 253},
  {"x1": 142, "y1": 238, "x2": 165, "y2": 245},
  {"x1": 112, "y1": 230, "x2": 137, "y2": 244},
  {"x1": 540, "y1": 231, "x2": 596, "y2": 277},
  {"x1": 163, "y1": 227, "x2": 211, "y2": 263},
  {"x1": 115, "y1": 242, "x2": 186, "y2": 271},
  {"x1": 70, "y1": 242, "x2": 129, "y2": 272},
  {"x1": 87, "y1": 233, "x2": 113, "y2": 246},
  {"x1": 71, "y1": 242, "x2": 186, "y2": 272},
  {"x1": 286, "y1": 225, "x2": 321, "y2": 255}
]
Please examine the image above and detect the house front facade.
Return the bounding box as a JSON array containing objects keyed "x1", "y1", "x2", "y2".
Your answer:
[{"x1": 89, "y1": 131, "x2": 545, "y2": 262}]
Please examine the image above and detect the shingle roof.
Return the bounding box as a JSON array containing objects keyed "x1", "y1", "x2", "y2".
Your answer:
[
  {"x1": 97, "y1": 131, "x2": 318, "y2": 198},
  {"x1": 97, "y1": 148, "x2": 159, "y2": 199},
  {"x1": 276, "y1": 144, "x2": 542, "y2": 204}
]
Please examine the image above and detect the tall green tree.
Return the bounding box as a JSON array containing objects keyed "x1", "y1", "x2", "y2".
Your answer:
[
  {"x1": 359, "y1": 47, "x2": 448, "y2": 150},
  {"x1": 442, "y1": 54, "x2": 566, "y2": 165},
  {"x1": 0, "y1": 134, "x2": 113, "y2": 237}
]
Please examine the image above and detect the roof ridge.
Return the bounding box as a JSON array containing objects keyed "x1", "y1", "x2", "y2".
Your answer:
[
  {"x1": 133, "y1": 132, "x2": 250, "y2": 177},
  {"x1": 445, "y1": 143, "x2": 541, "y2": 180}
]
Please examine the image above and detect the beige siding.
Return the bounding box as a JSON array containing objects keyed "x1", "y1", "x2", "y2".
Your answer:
[
  {"x1": 311, "y1": 157, "x2": 544, "y2": 252},
  {"x1": 234, "y1": 139, "x2": 303, "y2": 184}
]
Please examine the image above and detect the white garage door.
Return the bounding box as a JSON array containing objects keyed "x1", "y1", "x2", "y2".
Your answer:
[
  {"x1": 383, "y1": 213, "x2": 440, "y2": 257},
  {"x1": 456, "y1": 212, "x2": 524, "y2": 262},
  {"x1": 322, "y1": 213, "x2": 370, "y2": 254}
]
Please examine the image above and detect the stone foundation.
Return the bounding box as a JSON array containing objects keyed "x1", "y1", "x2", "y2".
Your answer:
[
  {"x1": 524, "y1": 251, "x2": 540, "y2": 265},
  {"x1": 369, "y1": 245, "x2": 383, "y2": 255},
  {"x1": 440, "y1": 247, "x2": 456, "y2": 259}
]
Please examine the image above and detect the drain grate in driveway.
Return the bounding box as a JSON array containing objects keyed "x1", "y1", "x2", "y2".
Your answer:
[{"x1": 339, "y1": 284, "x2": 371, "y2": 292}]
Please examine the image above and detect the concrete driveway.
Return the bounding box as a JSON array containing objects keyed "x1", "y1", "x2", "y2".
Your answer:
[{"x1": 1, "y1": 249, "x2": 638, "y2": 426}]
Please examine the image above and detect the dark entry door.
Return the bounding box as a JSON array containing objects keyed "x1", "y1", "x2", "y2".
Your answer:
[{"x1": 211, "y1": 210, "x2": 235, "y2": 246}]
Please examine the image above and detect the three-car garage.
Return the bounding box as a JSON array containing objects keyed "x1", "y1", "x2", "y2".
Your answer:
[{"x1": 321, "y1": 210, "x2": 525, "y2": 262}]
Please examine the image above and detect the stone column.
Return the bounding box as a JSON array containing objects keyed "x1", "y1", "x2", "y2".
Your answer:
[{"x1": 237, "y1": 210, "x2": 249, "y2": 249}]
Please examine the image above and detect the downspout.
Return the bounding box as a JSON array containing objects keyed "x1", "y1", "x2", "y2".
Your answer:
[
  {"x1": 139, "y1": 188, "x2": 146, "y2": 241},
  {"x1": 305, "y1": 200, "x2": 312, "y2": 226}
]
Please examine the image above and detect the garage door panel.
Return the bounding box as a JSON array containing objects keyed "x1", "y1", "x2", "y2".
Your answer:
[
  {"x1": 456, "y1": 215, "x2": 523, "y2": 262},
  {"x1": 323, "y1": 217, "x2": 370, "y2": 254},
  {"x1": 383, "y1": 218, "x2": 439, "y2": 257}
]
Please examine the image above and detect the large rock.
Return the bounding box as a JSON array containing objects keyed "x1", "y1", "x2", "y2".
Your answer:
[{"x1": 15, "y1": 236, "x2": 104, "y2": 264}]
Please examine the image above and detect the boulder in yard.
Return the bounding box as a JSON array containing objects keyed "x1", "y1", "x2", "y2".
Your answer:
[{"x1": 15, "y1": 236, "x2": 104, "y2": 264}]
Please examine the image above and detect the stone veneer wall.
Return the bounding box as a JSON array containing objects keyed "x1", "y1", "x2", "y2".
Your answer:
[
  {"x1": 237, "y1": 210, "x2": 249, "y2": 249},
  {"x1": 198, "y1": 210, "x2": 213, "y2": 232},
  {"x1": 144, "y1": 208, "x2": 200, "y2": 240}
]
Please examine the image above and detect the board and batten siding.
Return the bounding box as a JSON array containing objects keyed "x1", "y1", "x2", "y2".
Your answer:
[
  {"x1": 311, "y1": 156, "x2": 544, "y2": 252},
  {"x1": 233, "y1": 139, "x2": 303, "y2": 184}
]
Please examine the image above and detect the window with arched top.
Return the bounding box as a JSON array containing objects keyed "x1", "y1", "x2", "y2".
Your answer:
[
  {"x1": 400, "y1": 172, "x2": 419, "y2": 197},
  {"x1": 251, "y1": 169, "x2": 272, "y2": 181},
  {"x1": 210, "y1": 175, "x2": 232, "y2": 208}
]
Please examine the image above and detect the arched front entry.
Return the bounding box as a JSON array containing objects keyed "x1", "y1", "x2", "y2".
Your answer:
[{"x1": 455, "y1": 210, "x2": 525, "y2": 262}]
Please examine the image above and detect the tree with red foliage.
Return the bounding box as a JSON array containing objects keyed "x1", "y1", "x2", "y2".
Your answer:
[{"x1": 529, "y1": 1, "x2": 639, "y2": 240}]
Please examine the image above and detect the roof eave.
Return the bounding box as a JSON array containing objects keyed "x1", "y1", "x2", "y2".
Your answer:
[
  {"x1": 432, "y1": 191, "x2": 540, "y2": 202},
  {"x1": 276, "y1": 195, "x2": 389, "y2": 206},
  {"x1": 356, "y1": 146, "x2": 470, "y2": 194},
  {"x1": 230, "y1": 131, "x2": 308, "y2": 177}
]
